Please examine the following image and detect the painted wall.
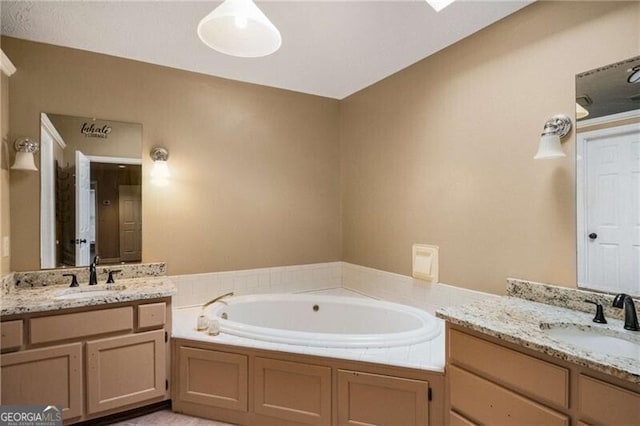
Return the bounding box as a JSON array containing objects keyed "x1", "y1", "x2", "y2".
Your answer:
[
  {"x1": 340, "y1": 1, "x2": 640, "y2": 294},
  {"x1": 0, "y1": 72, "x2": 9, "y2": 275},
  {"x1": 4, "y1": 37, "x2": 341, "y2": 274}
]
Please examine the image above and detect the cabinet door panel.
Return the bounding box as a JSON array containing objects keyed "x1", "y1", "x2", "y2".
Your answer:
[
  {"x1": 578, "y1": 375, "x2": 640, "y2": 425},
  {"x1": 449, "y1": 365, "x2": 568, "y2": 426},
  {"x1": 178, "y1": 346, "x2": 248, "y2": 411},
  {"x1": 86, "y1": 329, "x2": 165, "y2": 414},
  {"x1": 337, "y1": 369, "x2": 428, "y2": 426},
  {"x1": 255, "y1": 357, "x2": 331, "y2": 426},
  {"x1": 1, "y1": 343, "x2": 82, "y2": 420}
]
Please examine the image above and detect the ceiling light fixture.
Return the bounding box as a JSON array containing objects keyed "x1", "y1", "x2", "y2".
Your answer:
[
  {"x1": 576, "y1": 103, "x2": 589, "y2": 120},
  {"x1": 425, "y1": 0, "x2": 457, "y2": 12},
  {"x1": 197, "y1": 0, "x2": 282, "y2": 58}
]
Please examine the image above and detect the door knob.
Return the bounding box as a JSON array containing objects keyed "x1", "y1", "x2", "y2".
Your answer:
[{"x1": 588, "y1": 233, "x2": 598, "y2": 240}]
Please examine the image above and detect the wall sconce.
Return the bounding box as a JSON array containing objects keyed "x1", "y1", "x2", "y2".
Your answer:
[
  {"x1": 150, "y1": 147, "x2": 170, "y2": 186},
  {"x1": 534, "y1": 115, "x2": 572, "y2": 160},
  {"x1": 11, "y1": 137, "x2": 39, "y2": 171}
]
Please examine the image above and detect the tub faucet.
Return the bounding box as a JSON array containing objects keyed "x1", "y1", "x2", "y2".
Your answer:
[
  {"x1": 88, "y1": 256, "x2": 100, "y2": 286},
  {"x1": 202, "y1": 292, "x2": 234, "y2": 311},
  {"x1": 612, "y1": 293, "x2": 639, "y2": 331}
]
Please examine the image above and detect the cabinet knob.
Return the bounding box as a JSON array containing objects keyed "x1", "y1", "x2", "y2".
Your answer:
[{"x1": 588, "y1": 233, "x2": 598, "y2": 240}]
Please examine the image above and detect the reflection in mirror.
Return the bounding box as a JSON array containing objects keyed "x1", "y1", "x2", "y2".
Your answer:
[
  {"x1": 40, "y1": 113, "x2": 143, "y2": 269},
  {"x1": 576, "y1": 56, "x2": 640, "y2": 297}
]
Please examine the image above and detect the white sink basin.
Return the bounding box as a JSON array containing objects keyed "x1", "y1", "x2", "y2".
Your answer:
[
  {"x1": 54, "y1": 285, "x2": 126, "y2": 300},
  {"x1": 543, "y1": 324, "x2": 640, "y2": 360}
]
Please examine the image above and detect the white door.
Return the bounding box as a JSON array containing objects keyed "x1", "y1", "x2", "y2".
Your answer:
[
  {"x1": 580, "y1": 125, "x2": 640, "y2": 295},
  {"x1": 75, "y1": 151, "x2": 91, "y2": 266}
]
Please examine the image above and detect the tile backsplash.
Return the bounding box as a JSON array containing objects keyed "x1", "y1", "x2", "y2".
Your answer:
[{"x1": 171, "y1": 261, "x2": 496, "y2": 314}]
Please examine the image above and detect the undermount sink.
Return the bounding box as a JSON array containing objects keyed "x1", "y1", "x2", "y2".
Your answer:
[
  {"x1": 54, "y1": 285, "x2": 126, "y2": 300},
  {"x1": 542, "y1": 323, "x2": 640, "y2": 360}
]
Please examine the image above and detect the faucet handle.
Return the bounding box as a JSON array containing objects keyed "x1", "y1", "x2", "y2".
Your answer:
[
  {"x1": 63, "y1": 273, "x2": 79, "y2": 288},
  {"x1": 106, "y1": 269, "x2": 122, "y2": 284},
  {"x1": 584, "y1": 300, "x2": 607, "y2": 324}
]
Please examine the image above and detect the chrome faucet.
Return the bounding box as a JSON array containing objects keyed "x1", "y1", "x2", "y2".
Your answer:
[
  {"x1": 88, "y1": 256, "x2": 100, "y2": 286},
  {"x1": 612, "y1": 293, "x2": 639, "y2": 331},
  {"x1": 201, "y1": 292, "x2": 234, "y2": 311}
]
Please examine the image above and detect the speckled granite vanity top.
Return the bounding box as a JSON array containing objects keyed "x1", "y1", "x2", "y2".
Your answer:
[
  {"x1": 0, "y1": 276, "x2": 176, "y2": 316},
  {"x1": 437, "y1": 291, "x2": 640, "y2": 385}
]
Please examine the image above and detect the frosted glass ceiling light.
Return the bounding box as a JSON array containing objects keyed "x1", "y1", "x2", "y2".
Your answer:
[
  {"x1": 11, "y1": 137, "x2": 39, "y2": 171},
  {"x1": 576, "y1": 103, "x2": 589, "y2": 119},
  {"x1": 534, "y1": 115, "x2": 572, "y2": 160},
  {"x1": 197, "y1": 0, "x2": 282, "y2": 58},
  {"x1": 425, "y1": 0, "x2": 457, "y2": 12}
]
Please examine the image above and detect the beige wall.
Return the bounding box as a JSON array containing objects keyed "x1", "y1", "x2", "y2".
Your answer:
[
  {"x1": 0, "y1": 71, "x2": 9, "y2": 275},
  {"x1": 3, "y1": 2, "x2": 638, "y2": 292},
  {"x1": 4, "y1": 37, "x2": 341, "y2": 274},
  {"x1": 340, "y1": 1, "x2": 640, "y2": 294}
]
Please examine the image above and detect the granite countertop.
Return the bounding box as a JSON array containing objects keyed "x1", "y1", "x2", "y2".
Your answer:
[
  {"x1": 437, "y1": 297, "x2": 640, "y2": 385},
  {"x1": 0, "y1": 276, "x2": 176, "y2": 316}
]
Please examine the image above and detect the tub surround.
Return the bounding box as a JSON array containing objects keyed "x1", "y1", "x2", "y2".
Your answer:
[
  {"x1": 173, "y1": 296, "x2": 446, "y2": 372},
  {"x1": 1, "y1": 276, "x2": 176, "y2": 316},
  {"x1": 437, "y1": 283, "x2": 640, "y2": 385}
]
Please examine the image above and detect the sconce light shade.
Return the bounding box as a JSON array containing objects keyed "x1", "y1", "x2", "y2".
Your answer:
[
  {"x1": 197, "y1": 0, "x2": 281, "y2": 58},
  {"x1": 534, "y1": 115, "x2": 572, "y2": 160},
  {"x1": 11, "y1": 137, "x2": 39, "y2": 171},
  {"x1": 150, "y1": 147, "x2": 170, "y2": 187},
  {"x1": 534, "y1": 133, "x2": 565, "y2": 160}
]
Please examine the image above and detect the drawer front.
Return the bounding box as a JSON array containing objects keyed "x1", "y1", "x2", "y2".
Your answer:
[
  {"x1": 1, "y1": 320, "x2": 23, "y2": 351},
  {"x1": 449, "y1": 365, "x2": 569, "y2": 426},
  {"x1": 30, "y1": 306, "x2": 133, "y2": 345},
  {"x1": 178, "y1": 346, "x2": 248, "y2": 412},
  {"x1": 254, "y1": 357, "x2": 331, "y2": 426},
  {"x1": 448, "y1": 328, "x2": 569, "y2": 408},
  {"x1": 578, "y1": 375, "x2": 640, "y2": 425},
  {"x1": 137, "y1": 302, "x2": 166, "y2": 329}
]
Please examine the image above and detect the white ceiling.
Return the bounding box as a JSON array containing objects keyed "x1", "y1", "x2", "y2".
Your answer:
[{"x1": 0, "y1": 1, "x2": 533, "y2": 99}]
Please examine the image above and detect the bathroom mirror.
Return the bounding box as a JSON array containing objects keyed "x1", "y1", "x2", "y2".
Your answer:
[
  {"x1": 575, "y1": 55, "x2": 640, "y2": 297},
  {"x1": 40, "y1": 113, "x2": 143, "y2": 269}
]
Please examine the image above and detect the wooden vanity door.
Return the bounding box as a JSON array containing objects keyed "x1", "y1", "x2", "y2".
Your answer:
[
  {"x1": 0, "y1": 342, "x2": 83, "y2": 420},
  {"x1": 86, "y1": 329, "x2": 166, "y2": 415},
  {"x1": 337, "y1": 370, "x2": 429, "y2": 426}
]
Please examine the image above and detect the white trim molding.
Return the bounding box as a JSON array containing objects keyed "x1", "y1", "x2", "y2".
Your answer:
[
  {"x1": 86, "y1": 155, "x2": 142, "y2": 165},
  {"x1": 0, "y1": 50, "x2": 16, "y2": 76},
  {"x1": 40, "y1": 113, "x2": 66, "y2": 149},
  {"x1": 577, "y1": 109, "x2": 640, "y2": 129}
]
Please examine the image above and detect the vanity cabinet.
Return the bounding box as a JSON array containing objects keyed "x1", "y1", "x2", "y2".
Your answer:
[
  {"x1": 172, "y1": 338, "x2": 444, "y2": 426},
  {"x1": 0, "y1": 298, "x2": 171, "y2": 424},
  {"x1": 445, "y1": 324, "x2": 640, "y2": 426}
]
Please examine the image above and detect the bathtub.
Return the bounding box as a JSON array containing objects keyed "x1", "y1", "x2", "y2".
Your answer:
[{"x1": 203, "y1": 293, "x2": 442, "y2": 348}]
